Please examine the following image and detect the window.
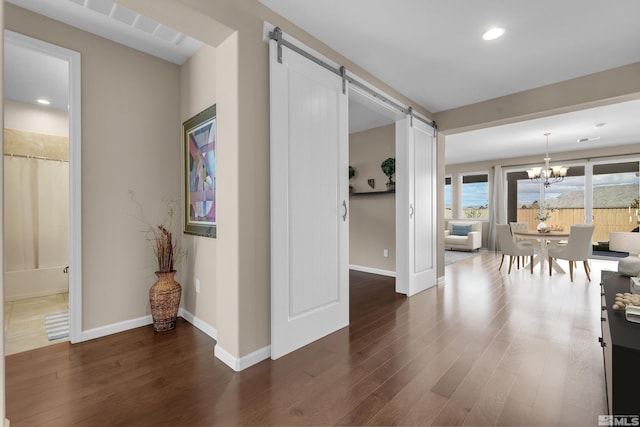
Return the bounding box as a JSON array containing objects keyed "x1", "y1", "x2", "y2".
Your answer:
[
  {"x1": 593, "y1": 161, "x2": 640, "y2": 245},
  {"x1": 444, "y1": 176, "x2": 452, "y2": 218},
  {"x1": 508, "y1": 159, "x2": 640, "y2": 251},
  {"x1": 462, "y1": 173, "x2": 488, "y2": 219},
  {"x1": 510, "y1": 167, "x2": 585, "y2": 231},
  {"x1": 544, "y1": 172, "x2": 585, "y2": 231}
]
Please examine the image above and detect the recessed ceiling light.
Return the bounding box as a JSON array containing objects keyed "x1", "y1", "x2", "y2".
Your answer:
[
  {"x1": 483, "y1": 27, "x2": 505, "y2": 41},
  {"x1": 594, "y1": 122, "x2": 607, "y2": 128},
  {"x1": 36, "y1": 98, "x2": 51, "y2": 105},
  {"x1": 577, "y1": 136, "x2": 601, "y2": 143}
]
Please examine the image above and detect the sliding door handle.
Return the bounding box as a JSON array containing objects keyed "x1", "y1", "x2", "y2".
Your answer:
[
  {"x1": 409, "y1": 203, "x2": 414, "y2": 219},
  {"x1": 342, "y1": 200, "x2": 348, "y2": 221}
]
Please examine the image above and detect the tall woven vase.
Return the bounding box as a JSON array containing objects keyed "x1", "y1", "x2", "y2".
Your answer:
[{"x1": 149, "y1": 271, "x2": 182, "y2": 332}]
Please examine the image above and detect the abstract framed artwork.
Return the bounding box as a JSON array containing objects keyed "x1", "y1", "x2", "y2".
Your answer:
[{"x1": 184, "y1": 104, "x2": 217, "y2": 238}]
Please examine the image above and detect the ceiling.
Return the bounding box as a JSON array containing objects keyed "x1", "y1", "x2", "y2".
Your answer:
[
  {"x1": 445, "y1": 98, "x2": 640, "y2": 165},
  {"x1": 4, "y1": 0, "x2": 202, "y2": 112},
  {"x1": 4, "y1": 39, "x2": 70, "y2": 111},
  {"x1": 5, "y1": 0, "x2": 640, "y2": 164},
  {"x1": 7, "y1": 0, "x2": 202, "y2": 64},
  {"x1": 259, "y1": 0, "x2": 640, "y2": 164},
  {"x1": 259, "y1": 0, "x2": 640, "y2": 113}
]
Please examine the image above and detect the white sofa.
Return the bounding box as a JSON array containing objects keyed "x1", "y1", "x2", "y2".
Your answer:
[{"x1": 445, "y1": 220, "x2": 482, "y2": 251}]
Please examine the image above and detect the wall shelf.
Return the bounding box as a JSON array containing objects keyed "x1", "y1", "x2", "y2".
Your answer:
[{"x1": 350, "y1": 190, "x2": 395, "y2": 196}]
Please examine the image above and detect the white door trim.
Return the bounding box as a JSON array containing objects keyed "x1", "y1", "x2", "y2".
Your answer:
[{"x1": 5, "y1": 31, "x2": 82, "y2": 343}]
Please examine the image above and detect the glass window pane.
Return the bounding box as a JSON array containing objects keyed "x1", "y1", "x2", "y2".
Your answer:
[
  {"x1": 462, "y1": 174, "x2": 488, "y2": 219},
  {"x1": 543, "y1": 174, "x2": 585, "y2": 232},
  {"x1": 510, "y1": 160, "x2": 640, "y2": 258},
  {"x1": 593, "y1": 161, "x2": 640, "y2": 248},
  {"x1": 444, "y1": 176, "x2": 452, "y2": 219},
  {"x1": 515, "y1": 177, "x2": 539, "y2": 229},
  {"x1": 515, "y1": 167, "x2": 585, "y2": 232}
]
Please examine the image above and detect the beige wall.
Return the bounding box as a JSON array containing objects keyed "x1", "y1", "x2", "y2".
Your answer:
[
  {"x1": 121, "y1": 0, "x2": 433, "y2": 359},
  {"x1": 121, "y1": 0, "x2": 246, "y2": 357},
  {"x1": 5, "y1": 99, "x2": 68, "y2": 137},
  {"x1": 349, "y1": 124, "x2": 396, "y2": 272},
  {"x1": 5, "y1": 4, "x2": 182, "y2": 330},
  {"x1": 1, "y1": 0, "x2": 5, "y2": 421},
  {"x1": 180, "y1": 44, "x2": 218, "y2": 331},
  {"x1": 214, "y1": 32, "x2": 243, "y2": 356},
  {"x1": 436, "y1": 133, "x2": 446, "y2": 278},
  {"x1": 435, "y1": 62, "x2": 640, "y2": 135}
]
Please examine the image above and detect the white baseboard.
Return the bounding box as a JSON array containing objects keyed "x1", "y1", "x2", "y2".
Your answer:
[
  {"x1": 214, "y1": 343, "x2": 271, "y2": 372},
  {"x1": 81, "y1": 315, "x2": 152, "y2": 342},
  {"x1": 349, "y1": 264, "x2": 396, "y2": 277},
  {"x1": 80, "y1": 309, "x2": 218, "y2": 343},
  {"x1": 437, "y1": 275, "x2": 445, "y2": 285},
  {"x1": 178, "y1": 308, "x2": 217, "y2": 340}
]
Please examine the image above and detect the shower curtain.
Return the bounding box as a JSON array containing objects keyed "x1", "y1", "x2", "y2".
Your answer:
[{"x1": 4, "y1": 156, "x2": 69, "y2": 299}]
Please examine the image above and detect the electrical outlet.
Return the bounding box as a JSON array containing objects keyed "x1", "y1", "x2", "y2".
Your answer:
[
  {"x1": 383, "y1": 249, "x2": 389, "y2": 257},
  {"x1": 195, "y1": 279, "x2": 201, "y2": 293}
]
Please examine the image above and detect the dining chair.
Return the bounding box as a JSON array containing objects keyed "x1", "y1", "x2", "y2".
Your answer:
[
  {"x1": 509, "y1": 222, "x2": 534, "y2": 268},
  {"x1": 547, "y1": 224, "x2": 595, "y2": 281},
  {"x1": 497, "y1": 224, "x2": 535, "y2": 274},
  {"x1": 509, "y1": 222, "x2": 529, "y2": 239}
]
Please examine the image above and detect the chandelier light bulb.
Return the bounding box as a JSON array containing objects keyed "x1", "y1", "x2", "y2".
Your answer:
[{"x1": 526, "y1": 133, "x2": 568, "y2": 188}]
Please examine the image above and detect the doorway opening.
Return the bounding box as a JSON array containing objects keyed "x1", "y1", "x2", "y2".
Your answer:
[
  {"x1": 269, "y1": 27, "x2": 437, "y2": 359},
  {"x1": 348, "y1": 87, "x2": 403, "y2": 279},
  {"x1": 4, "y1": 31, "x2": 82, "y2": 354}
]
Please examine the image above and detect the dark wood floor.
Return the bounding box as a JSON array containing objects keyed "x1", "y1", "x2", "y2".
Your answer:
[{"x1": 6, "y1": 252, "x2": 609, "y2": 426}]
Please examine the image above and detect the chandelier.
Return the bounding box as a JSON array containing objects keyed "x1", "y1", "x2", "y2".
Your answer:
[{"x1": 526, "y1": 133, "x2": 568, "y2": 188}]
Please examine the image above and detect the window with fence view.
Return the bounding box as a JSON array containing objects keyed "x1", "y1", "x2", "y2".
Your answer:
[
  {"x1": 514, "y1": 161, "x2": 640, "y2": 246},
  {"x1": 462, "y1": 173, "x2": 489, "y2": 219}
]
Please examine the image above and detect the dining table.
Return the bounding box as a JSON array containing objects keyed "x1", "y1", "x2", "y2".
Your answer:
[{"x1": 513, "y1": 230, "x2": 570, "y2": 273}]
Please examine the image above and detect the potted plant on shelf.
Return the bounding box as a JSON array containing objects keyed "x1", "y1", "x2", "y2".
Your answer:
[
  {"x1": 381, "y1": 157, "x2": 395, "y2": 191},
  {"x1": 349, "y1": 166, "x2": 356, "y2": 193}
]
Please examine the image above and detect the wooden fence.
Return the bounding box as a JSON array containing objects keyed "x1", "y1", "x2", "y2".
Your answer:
[{"x1": 517, "y1": 208, "x2": 638, "y2": 243}]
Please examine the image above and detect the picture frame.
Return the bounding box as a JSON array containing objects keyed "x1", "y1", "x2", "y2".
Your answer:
[{"x1": 183, "y1": 104, "x2": 217, "y2": 238}]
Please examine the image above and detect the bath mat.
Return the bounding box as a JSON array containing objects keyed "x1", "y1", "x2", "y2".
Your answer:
[{"x1": 44, "y1": 311, "x2": 69, "y2": 341}]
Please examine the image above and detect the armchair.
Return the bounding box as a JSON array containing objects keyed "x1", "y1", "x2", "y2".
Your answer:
[{"x1": 444, "y1": 220, "x2": 482, "y2": 251}]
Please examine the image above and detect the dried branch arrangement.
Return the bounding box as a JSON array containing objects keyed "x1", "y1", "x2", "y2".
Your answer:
[{"x1": 129, "y1": 190, "x2": 186, "y2": 273}]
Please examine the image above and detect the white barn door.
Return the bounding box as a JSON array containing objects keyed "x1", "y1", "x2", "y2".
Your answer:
[
  {"x1": 269, "y1": 39, "x2": 349, "y2": 359},
  {"x1": 396, "y1": 117, "x2": 437, "y2": 296}
]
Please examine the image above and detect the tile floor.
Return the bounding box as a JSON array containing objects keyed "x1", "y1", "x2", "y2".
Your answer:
[{"x1": 4, "y1": 293, "x2": 69, "y2": 355}]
